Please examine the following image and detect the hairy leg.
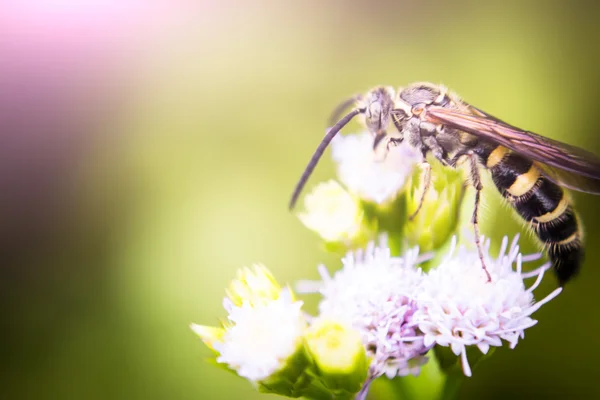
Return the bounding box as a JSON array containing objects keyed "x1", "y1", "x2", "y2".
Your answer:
[
  {"x1": 468, "y1": 151, "x2": 492, "y2": 282},
  {"x1": 408, "y1": 162, "x2": 432, "y2": 221}
]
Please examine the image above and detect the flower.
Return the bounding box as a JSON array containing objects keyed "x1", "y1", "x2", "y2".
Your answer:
[
  {"x1": 331, "y1": 132, "x2": 422, "y2": 204},
  {"x1": 192, "y1": 265, "x2": 373, "y2": 399},
  {"x1": 191, "y1": 265, "x2": 306, "y2": 382},
  {"x1": 304, "y1": 319, "x2": 369, "y2": 395},
  {"x1": 298, "y1": 234, "x2": 561, "y2": 381},
  {"x1": 193, "y1": 238, "x2": 561, "y2": 399},
  {"x1": 297, "y1": 180, "x2": 364, "y2": 242},
  {"x1": 414, "y1": 235, "x2": 562, "y2": 376},
  {"x1": 297, "y1": 237, "x2": 432, "y2": 379},
  {"x1": 225, "y1": 264, "x2": 282, "y2": 307}
]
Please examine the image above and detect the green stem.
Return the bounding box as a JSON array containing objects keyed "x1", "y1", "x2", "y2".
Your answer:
[
  {"x1": 370, "y1": 351, "x2": 465, "y2": 400},
  {"x1": 439, "y1": 374, "x2": 465, "y2": 400}
]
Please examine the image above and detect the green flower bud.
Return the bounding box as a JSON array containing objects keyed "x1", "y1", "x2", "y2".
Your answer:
[
  {"x1": 303, "y1": 319, "x2": 369, "y2": 398},
  {"x1": 297, "y1": 180, "x2": 376, "y2": 252},
  {"x1": 404, "y1": 161, "x2": 464, "y2": 253}
]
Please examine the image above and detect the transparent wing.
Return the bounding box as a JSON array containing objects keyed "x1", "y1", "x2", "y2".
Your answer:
[
  {"x1": 426, "y1": 105, "x2": 600, "y2": 194},
  {"x1": 534, "y1": 161, "x2": 600, "y2": 194}
]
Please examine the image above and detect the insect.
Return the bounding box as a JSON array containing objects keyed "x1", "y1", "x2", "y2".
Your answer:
[{"x1": 289, "y1": 82, "x2": 600, "y2": 285}]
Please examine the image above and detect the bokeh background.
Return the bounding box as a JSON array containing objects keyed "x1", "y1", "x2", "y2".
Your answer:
[{"x1": 2, "y1": 1, "x2": 600, "y2": 399}]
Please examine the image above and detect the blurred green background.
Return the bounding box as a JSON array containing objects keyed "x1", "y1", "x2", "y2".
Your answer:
[{"x1": 1, "y1": 1, "x2": 600, "y2": 399}]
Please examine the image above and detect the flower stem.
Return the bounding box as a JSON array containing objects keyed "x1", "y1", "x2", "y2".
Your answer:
[
  {"x1": 354, "y1": 375, "x2": 376, "y2": 400},
  {"x1": 377, "y1": 352, "x2": 465, "y2": 400}
]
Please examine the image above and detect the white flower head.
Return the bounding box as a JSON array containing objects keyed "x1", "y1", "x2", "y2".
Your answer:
[
  {"x1": 192, "y1": 288, "x2": 305, "y2": 382},
  {"x1": 415, "y1": 235, "x2": 562, "y2": 377},
  {"x1": 331, "y1": 132, "x2": 422, "y2": 204},
  {"x1": 191, "y1": 265, "x2": 306, "y2": 382},
  {"x1": 297, "y1": 180, "x2": 363, "y2": 242},
  {"x1": 298, "y1": 237, "x2": 432, "y2": 378}
]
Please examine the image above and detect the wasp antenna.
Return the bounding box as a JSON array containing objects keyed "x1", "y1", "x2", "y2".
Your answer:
[
  {"x1": 328, "y1": 95, "x2": 362, "y2": 126},
  {"x1": 289, "y1": 108, "x2": 364, "y2": 210}
]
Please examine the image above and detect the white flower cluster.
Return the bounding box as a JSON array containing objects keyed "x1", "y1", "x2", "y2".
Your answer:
[
  {"x1": 191, "y1": 265, "x2": 369, "y2": 397},
  {"x1": 305, "y1": 240, "x2": 429, "y2": 378},
  {"x1": 297, "y1": 131, "x2": 421, "y2": 243},
  {"x1": 331, "y1": 131, "x2": 422, "y2": 204},
  {"x1": 191, "y1": 265, "x2": 307, "y2": 382},
  {"x1": 207, "y1": 289, "x2": 305, "y2": 381},
  {"x1": 298, "y1": 235, "x2": 561, "y2": 378}
]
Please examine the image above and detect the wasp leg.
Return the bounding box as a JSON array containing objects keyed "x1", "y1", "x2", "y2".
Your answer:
[
  {"x1": 422, "y1": 136, "x2": 448, "y2": 165},
  {"x1": 392, "y1": 112, "x2": 405, "y2": 134},
  {"x1": 408, "y1": 162, "x2": 432, "y2": 221},
  {"x1": 387, "y1": 137, "x2": 404, "y2": 149},
  {"x1": 372, "y1": 130, "x2": 390, "y2": 163},
  {"x1": 468, "y1": 152, "x2": 492, "y2": 282}
]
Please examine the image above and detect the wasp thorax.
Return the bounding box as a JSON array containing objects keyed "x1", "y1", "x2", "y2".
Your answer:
[
  {"x1": 363, "y1": 87, "x2": 395, "y2": 133},
  {"x1": 399, "y1": 83, "x2": 443, "y2": 106}
]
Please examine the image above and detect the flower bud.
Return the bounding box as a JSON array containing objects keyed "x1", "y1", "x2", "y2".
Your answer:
[
  {"x1": 404, "y1": 161, "x2": 464, "y2": 252},
  {"x1": 304, "y1": 319, "x2": 369, "y2": 395},
  {"x1": 297, "y1": 180, "x2": 373, "y2": 248}
]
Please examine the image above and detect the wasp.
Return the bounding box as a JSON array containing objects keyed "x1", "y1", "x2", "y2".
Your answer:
[{"x1": 289, "y1": 82, "x2": 600, "y2": 285}]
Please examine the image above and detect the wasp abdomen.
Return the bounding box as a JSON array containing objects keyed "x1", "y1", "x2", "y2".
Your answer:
[{"x1": 478, "y1": 144, "x2": 584, "y2": 285}]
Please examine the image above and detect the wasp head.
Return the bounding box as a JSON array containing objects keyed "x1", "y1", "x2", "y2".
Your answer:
[{"x1": 362, "y1": 86, "x2": 396, "y2": 135}]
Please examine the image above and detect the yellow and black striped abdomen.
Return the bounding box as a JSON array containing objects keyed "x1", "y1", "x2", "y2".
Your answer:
[{"x1": 479, "y1": 144, "x2": 584, "y2": 285}]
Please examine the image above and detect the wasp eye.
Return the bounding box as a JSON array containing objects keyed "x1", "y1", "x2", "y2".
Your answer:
[{"x1": 392, "y1": 109, "x2": 408, "y2": 120}]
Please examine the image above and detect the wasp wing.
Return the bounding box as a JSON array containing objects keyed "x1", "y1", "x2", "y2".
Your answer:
[
  {"x1": 533, "y1": 162, "x2": 600, "y2": 195},
  {"x1": 426, "y1": 105, "x2": 600, "y2": 194}
]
